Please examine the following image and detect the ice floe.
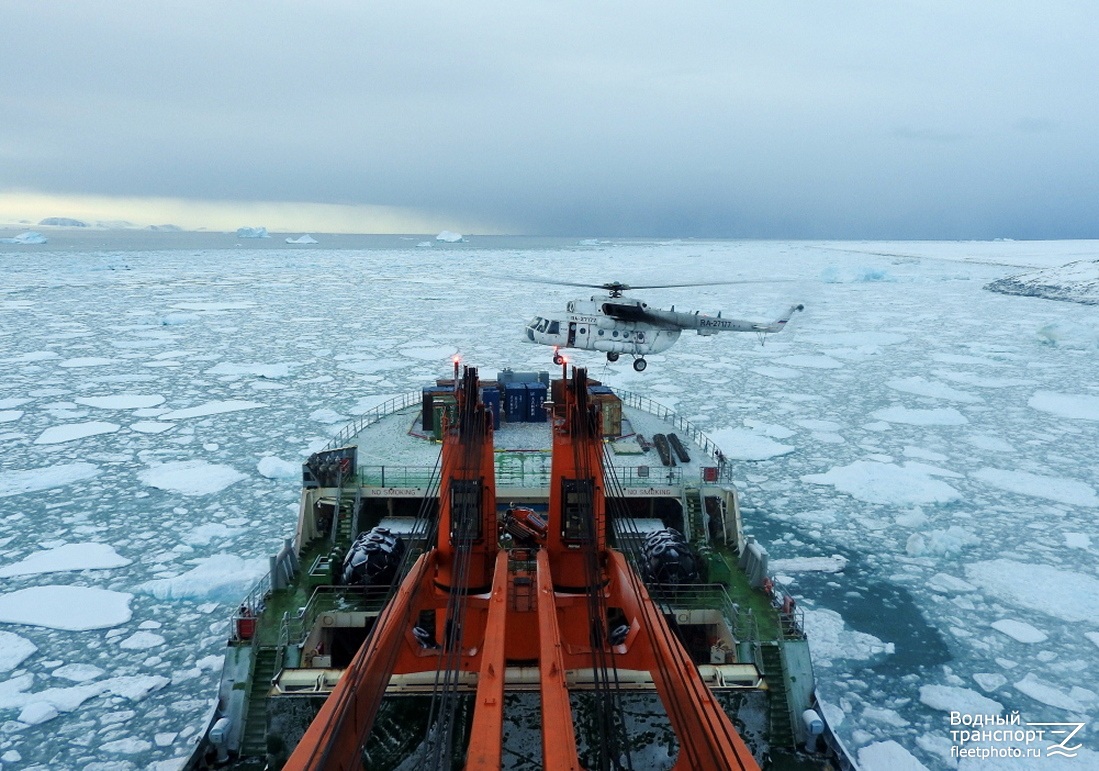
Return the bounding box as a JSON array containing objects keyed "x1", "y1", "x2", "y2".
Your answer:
[
  {"x1": 0, "y1": 586, "x2": 132, "y2": 630},
  {"x1": 0, "y1": 231, "x2": 47, "y2": 244},
  {"x1": 971, "y1": 468, "x2": 1098, "y2": 507},
  {"x1": 711, "y1": 427, "x2": 795, "y2": 460},
  {"x1": 136, "y1": 554, "x2": 266, "y2": 601},
  {"x1": 257, "y1": 455, "x2": 300, "y2": 479},
  {"x1": 0, "y1": 543, "x2": 131, "y2": 577},
  {"x1": 990, "y1": 619, "x2": 1048, "y2": 644},
  {"x1": 206, "y1": 362, "x2": 297, "y2": 378},
  {"x1": 159, "y1": 399, "x2": 264, "y2": 420},
  {"x1": 1027, "y1": 390, "x2": 1099, "y2": 421},
  {"x1": 769, "y1": 555, "x2": 847, "y2": 573},
  {"x1": 858, "y1": 740, "x2": 929, "y2": 770},
  {"x1": 74, "y1": 394, "x2": 165, "y2": 409},
  {"x1": 871, "y1": 406, "x2": 969, "y2": 425},
  {"x1": 138, "y1": 460, "x2": 246, "y2": 496},
  {"x1": 802, "y1": 460, "x2": 961, "y2": 506},
  {"x1": 800, "y1": 607, "x2": 893, "y2": 666},
  {"x1": 33, "y1": 421, "x2": 121, "y2": 444},
  {"x1": 919, "y1": 684, "x2": 1002, "y2": 715},
  {"x1": 0, "y1": 631, "x2": 37, "y2": 672},
  {"x1": 1013, "y1": 673, "x2": 1089, "y2": 711},
  {"x1": 886, "y1": 377, "x2": 981, "y2": 403},
  {"x1": 965, "y1": 559, "x2": 1099, "y2": 622},
  {"x1": 0, "y1": 462, "x2": 100, "y2": 497}
]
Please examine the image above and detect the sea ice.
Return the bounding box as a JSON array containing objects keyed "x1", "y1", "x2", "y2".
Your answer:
[
  {"x1": 1027, "y1": 390, "x2": 1099, "y2": 421},
  {"x1": 0, "y1": 462, "x2": 100, "y2": 498},
  {"x1": 802, "y1": 460, "x2": 961, "y2": 506},
  {"x1": 1014, "y1": 673, "x2": 1087, "y2": 711},
  {"x1": 118, "y1": 631, "x2": 166, "y2": 650},
  {"x1": 58, "y1": 357, "x2": 118, "y2": 368},
  {"x1": 33, "y1": 421, "x2": 121, "y2": 445},
  {"x1": 972, "y1": 673, "x2": 1007, "y2": 692},
  {"x1": 138, "y1": 460, "x2": 246, "y2": 496},
  {"x1": 235, "y1": 226, "x2": 269, "y2": 238},
  {"x1": 435, "y1": 230, "x2": 463, "y2": 242},
  {"x1": 711, "y1": 427, "x2": 795, "y2": 460},
  {"x1": 770, "y1": 556, "x2": 847, "y2": 573},
  {"x1": 136, "y1": 554, "x2": 266, "y2": 601},
  {"x1": 52, "y1": 663, "x2": 105, "y2": 682},
  {"x1": 257, "y1": 455, "x2": 300, "y2": 479},
  {"x1": 285, "y1": 234, "x2": 318, "y2": 244},
  {"x1": 919, "y1": 684, "x2": 1002, "y2": 715},
  {"x1": 130, "y1": 421, "x2": 175, "y2": 434},
  {"x1": 965, "y1": 559, "x2": 1099, "y2": 623},
  {"x1": 206, "y1": 362, "x2": 296, "y2": 378},
  {"x1": 0, "y1": 586, "x2": 132, "y2": 630},
  {"x1": 886, "y1": 377, "x2": 981, "y2": 403},
  {"x1": 0, "y1": 543, "x2": 131, "y2": 577},
  {"x1": 972, "y1": 468, "x2": 1098, "y2": 507},
  {"x1": 0, "y1": 631, "x2": 37, "y2": 672},
  {"x1": 18, "y1": 702, "x2": 59, "y2": 725},
  {"x1": 74, "y1": 395, "x2": 165, "y2": 409},
  {"x1": 0, "y1": 231, "x2": 47, "y2": 244},
  {"x1": 990, "y1": 619, "x2": 1048, "y2": 644},
  {"x1": 857, "y1": 740, "x2": 929, "y2": 771},
  {"x1": 870, "y1": 406, "x2": 968, "y2": 425},
  {"x1": 0, "y1": 410, "x2": 22, "y2": 422},
  {"x1": 801, "y1": 607, "x2": 893, "y2": 666},
  {"x1": 159, "y1": 400, "x2": 264, "y2": 420}
]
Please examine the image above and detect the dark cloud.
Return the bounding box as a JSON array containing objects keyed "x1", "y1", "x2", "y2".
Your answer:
[{"x1": 2, "y1": 1, "x2": 1098, "y2": 237}]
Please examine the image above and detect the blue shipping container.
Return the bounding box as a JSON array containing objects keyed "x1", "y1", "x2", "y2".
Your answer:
[
  {"x1": 481, "y1": 387, "x2": 501, "y2": 429},
  {"x1": 526, "y1": 382, "x2": 547, "y2": 422},
  {"x1": 504, "y1": 383, "x2": 528, "y2": 423}
]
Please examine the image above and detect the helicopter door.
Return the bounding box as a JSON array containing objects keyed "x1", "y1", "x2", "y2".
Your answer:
[{"x1": 567, "y1": 322, "x2": 577, "y2": 347}]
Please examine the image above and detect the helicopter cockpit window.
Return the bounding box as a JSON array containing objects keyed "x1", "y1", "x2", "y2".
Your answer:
[
  {"x1": 527, "y1": 317, "x2": 542, "y2": 330},
  {"x1": 536, "y1": 318, "x2": 549, "y2": 333}
]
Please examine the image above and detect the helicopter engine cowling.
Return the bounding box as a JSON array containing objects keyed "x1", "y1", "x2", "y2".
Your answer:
[{"x1": 341, "y1": 526, "x2": 406, "y2": 587}]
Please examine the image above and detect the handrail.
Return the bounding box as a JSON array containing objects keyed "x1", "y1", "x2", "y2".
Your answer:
[
  {"x1": 322, "y1": 390, "x2": 424, "y2": 451},
  {"x1": 322, "y1": 385, "x2": 732, "y2": 487},
  {"x1": 614, "y1": 388, "x2": 734, "y2": 482}
]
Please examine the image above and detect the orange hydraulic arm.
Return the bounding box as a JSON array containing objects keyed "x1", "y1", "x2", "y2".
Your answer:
[{"x1": 464, "y1": 550, "x2": 510, "y2": 769}]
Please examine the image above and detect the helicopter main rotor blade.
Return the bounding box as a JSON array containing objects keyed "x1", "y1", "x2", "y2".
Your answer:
[{"x1": 527, "y1": 278, "x2": 792, "y2": 291}]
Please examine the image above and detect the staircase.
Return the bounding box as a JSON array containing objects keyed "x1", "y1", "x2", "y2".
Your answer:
[
  {"x1": 759, "y1": 642, "x2": 796, "y2": 750},
  {"x1": 240, "y1": 646, "x2": 278, "y2": 758},
  {"x1": 332, "y1": 487, "x2": 359, "y2": 548},
  {"x1": 683, "y1": 488, "x2": 707, "y2": 543}
]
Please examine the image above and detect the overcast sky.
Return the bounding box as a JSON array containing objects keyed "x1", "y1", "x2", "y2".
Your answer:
[{"x1": 2, "y1": 2, "x2": 1097, "y2": 238}]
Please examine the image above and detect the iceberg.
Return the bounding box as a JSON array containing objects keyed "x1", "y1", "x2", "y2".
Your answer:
[
  {"x1": 0, "y1": 231, "x2": 48, "y2": 244},
  {"x1": 285, "y1": 234, "x2": 318, "y2": 244},
  {"x1": 37, "y1": 217, "x2": 87, "y2": 227},
  {"x1": 235, "y1": 226, "x2": 269, "y2": 238},
  {"x1": 436, "y1": 230, "x2": 464, "y2": 242},
  {"x1": 986, "y1": 259, "x2": 1099, "y2": 305}
]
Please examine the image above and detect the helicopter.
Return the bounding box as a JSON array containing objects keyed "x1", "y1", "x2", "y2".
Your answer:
[{"x1": 524, "y1": 280, "x2": 804, "y2": 371}]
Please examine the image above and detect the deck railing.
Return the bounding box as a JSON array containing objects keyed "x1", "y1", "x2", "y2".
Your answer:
[
  {"x1": 321, "y1": 384, "x2": 732, "y2": 489},
  {"x1": 613, "y1": 388, "x2": 734, "y2": 482},
  {"x1": 323, "y1": 391, "x2": 424, "y2": 451}
]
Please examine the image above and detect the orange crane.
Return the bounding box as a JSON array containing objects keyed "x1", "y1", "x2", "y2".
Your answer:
[{"x1": 284, "y1": 366, "x2": 759, "y2": 771}]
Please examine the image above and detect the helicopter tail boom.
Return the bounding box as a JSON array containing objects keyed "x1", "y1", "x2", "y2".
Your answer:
[{"x1": 641, "y1": 303, "x2": 804, "y2": 335}]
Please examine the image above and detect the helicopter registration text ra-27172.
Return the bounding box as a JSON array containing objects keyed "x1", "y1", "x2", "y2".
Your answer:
[{"x1": 524, "y1": 280, "x2": 804, "y2": 372}]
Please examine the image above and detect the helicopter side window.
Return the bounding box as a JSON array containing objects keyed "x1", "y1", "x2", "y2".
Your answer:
[{"x1": 548, "y1": 321, "x2": 560, "y2": 335}]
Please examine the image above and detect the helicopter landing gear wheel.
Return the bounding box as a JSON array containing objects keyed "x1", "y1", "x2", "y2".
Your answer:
[
  {"x1": 553, "y1": 354, "x2": 564, "y2": 365},
  {"x1": 632, "y1": 358, "x2": 647, "y2": 372},
  {"x1": 607, "y1": 352, "x2": 619, "y2": 362}
]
